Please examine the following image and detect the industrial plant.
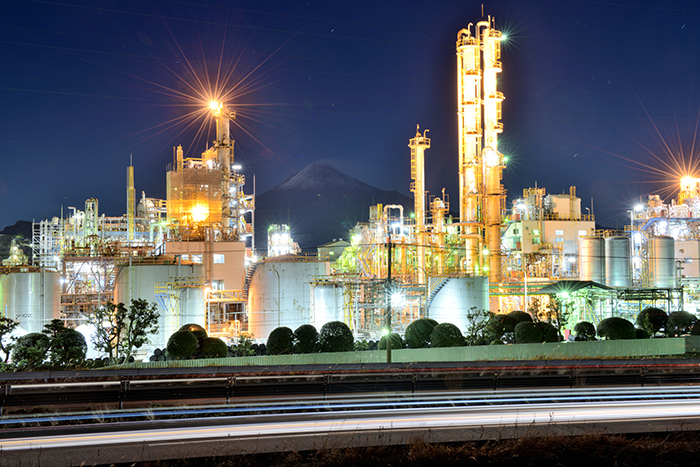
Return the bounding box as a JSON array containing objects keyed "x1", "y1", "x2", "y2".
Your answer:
[{"x1": 0, "y1": 16, "x2": 694, "y2": 350}]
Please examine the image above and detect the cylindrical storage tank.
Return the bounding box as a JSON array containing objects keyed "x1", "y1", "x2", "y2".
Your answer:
[
  {"x1": 578, "y1": 237, "x2": 605, "y2": 283},
  {"x1": 312, "y1": 284, "x2": 343, "y2": 329},
  {"x1": 248, "y1": 261, "x2": 330, "y2": 340},
  {"x1": 0, "y1": 270, "x2": 60, "y2": 334},
  {"x1": 113, "y1": 262, "x2": 204, "y2": 349},
  {"x1": 605, "y1": 236, "x2": 631, "y2": 287},
  {"x1": 427, "y1": 276, "x2": 489, "y2": 333},
  {"x1": 648, "y1": 236, "x2": 675, "y2": 288}
]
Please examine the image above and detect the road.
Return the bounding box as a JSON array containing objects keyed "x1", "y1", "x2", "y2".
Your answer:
[{"x1": 4, "y1": 386, "x2": 700, "y2": 466}]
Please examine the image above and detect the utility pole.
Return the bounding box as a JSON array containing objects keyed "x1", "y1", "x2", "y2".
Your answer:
[{"x1": 386, "y1": 239, "x2": 392, "y2": 363}]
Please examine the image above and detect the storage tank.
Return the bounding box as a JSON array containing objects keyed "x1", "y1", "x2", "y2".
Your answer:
[
  {"x1": 605, "y1": 236, "x2": 631, "y2": 287},
  {"x1": 0, "y1": 270, "x2": 60, "y2": 334},
  {"x1": 648, "y1": 236, "x2": 675, "y2": 288},
  {"x1": 248, "y1": 260, "x2": 330, "y2": 339},
  {"x1": 427, "y1": 276, "x2": 489, "y2": 333},
  {"x1": 578, "y1": 237, "x2": 605, "y2": 283},
  {"x1": 312, "y1": 283, "x2": 343, "y2": 329},
  {"x1": 113, "y1": 261, "x2": 205, "y2": 348}
]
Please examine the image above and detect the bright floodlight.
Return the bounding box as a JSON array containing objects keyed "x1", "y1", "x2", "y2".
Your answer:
[
  {"x1": 634, "y1": 204, "x2": 644, "y2": 211},
  {"x1": 390, "y1": 292, "x2": 405, "y2": 307}
]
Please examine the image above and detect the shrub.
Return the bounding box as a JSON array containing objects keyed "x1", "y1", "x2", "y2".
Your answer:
[
  {"x1": 179, "y1": 323, "x2": 207, "y2": 341},
  {"x1": 539, "y1": 322, "x2": 560, "y2": 343},
  {"x1": 166, "y1": 330, "x2": 199, "y2": 359},
  {"x1": 691, "y1": 321, "x2": 700, "y2": 336},
  {"x1": 294, "y1": 324, "x2": 319, "y2": 353},
  {"x1": 666, "y1": 311, "x2": 698, "y2": 337},
  {"x1": 635, "y1": 307, "x2": 668, "y2": 335},
  {"x1": 574, "y1": 321, "x2": 596, "y2": 341},
  {"x1": 12, "y1": 333, "x2": 50, "y2": 369},
  {"x1": 49, "y1": 329, "x2": 87, "y2": 367},
  {"x1": 507, "y1": 310, "x2": 533, "y2": 325},
  {"x1": 198, "y1": 337, "x2": 228, "y2": 358},
  {"x1": 378, "y1": 333, "x2": 403, "y2": 350},
  {"x1": 267, "y1": 327, "x2": 295, "y2": 355},
  {"x1": 405, "y1": 318, "x2": 438, "y2": 348},
  {"x1": 514, "y1": 322, "x2": 543, "y2": 344},
  {"x1": 430, "y1": 323, "x2": 465, "y2": 347},
  {"x1": 597, "y1": 317, "x2": 636, "y2": 340},
  {"x1": 485, "y1": 314, "x2": 516, "y2": 342},
  {"x1": 319, "y1": 321, "x2": 354, "y2": 352}
]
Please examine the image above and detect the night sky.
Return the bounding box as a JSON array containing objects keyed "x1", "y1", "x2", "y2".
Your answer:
[{"x1": 2, "y1": 0, "x2": 700, "y2": 232}]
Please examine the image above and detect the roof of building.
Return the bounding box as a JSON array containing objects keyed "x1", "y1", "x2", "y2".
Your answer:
[{"x1": 535, "y1": 280, "x2": 612, "y2": 295}]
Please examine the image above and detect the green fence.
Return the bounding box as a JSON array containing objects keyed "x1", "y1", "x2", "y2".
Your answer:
[{"x1": 121, "y1": 336, "x2": 700, "y2": 369}]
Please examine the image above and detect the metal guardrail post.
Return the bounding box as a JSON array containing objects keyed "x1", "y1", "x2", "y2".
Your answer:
[
  {"x1": 226, "y1": 376, "x2": 235, "y2": 404},
  {"x1": 119, "y1": 380, "x2": 129, "y2": 410}
]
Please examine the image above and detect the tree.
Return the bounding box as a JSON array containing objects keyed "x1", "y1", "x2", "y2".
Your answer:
[
  {"x1": 508, "y1": 310, "x2": 533, "y2": 325},
  {"x1": 11, "y1": 333, "x2": 50, "y2": 370},
  {"x1": 0, "y1": 316, "x2": 19, "y2": 363},
  {"x1": 665, "y1": 311, "x2": 698, "y2": 337},
  {"x1": 463, "y1": 307, "x2": 491, "y2": 346},
  {"x1": 319, "y1": 321, "x2": 354, "y2": 352},
  {"x1": 42, "y1": 319, "x2": 87, "y2": 368},
  {"x1": 85, "y1": 299, "x2": 159, "y2": 365},
  {"x1": 597, "y1": 317, "x2": 636, "y2": 340},
  {"x1": 166, "y1": 330, "x2": 199, "y2": 359},
  {"x1": 430, "y1": 323, "x2": 465, "y2": 347},
  {"x1": 267, "y1": 326, "x2": 295, "y2": 355},
  {"x1": 378, "y1": 332, "x2": 403, "y2": 350},
  {"x1": 635, "y1": 307, "x2": 668, "y2": 335},
  {"x1": 405, "y1": 318, "x2": 438, "y2": 348},
  {"x1": 294, "y1": 324, "x2": 319, "y2": 353},
  {"x1": 574, "y1": 321, "x2": 596, "y2": 341}
]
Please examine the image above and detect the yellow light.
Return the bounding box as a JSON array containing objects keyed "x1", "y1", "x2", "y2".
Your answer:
[
  {"x1": 209, "y1": 100, "x2": 223, "y2": 116},
  {"x1": 191, "y1": 205, "x2": 209, "y2": 223}
]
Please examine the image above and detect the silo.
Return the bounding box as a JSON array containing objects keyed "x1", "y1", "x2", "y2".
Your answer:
[
  {"x1": 248, "y1": 261, "x2": 330, "y2": 339},
  {"x1": 312, "y1": 283, "x2": 343, "y2": 329},
  {"x1": 0, "y1": 270, "x2": 60, "y2": 334},
  {"x1": 113, "y1": 261, "x2": 204, "y2": 348},
  {"x1": 648, "y1": 236, "x2": 675, "y2": 288},
  {"x1": 605, "y1": 236, "x2": 631, "y2": 287},
  {"x1": 427, "y1": 276, "x2": 489, "y2": 333},
  {"x1": 578, "y1": 237, "x2": 605, "y2": 283}
]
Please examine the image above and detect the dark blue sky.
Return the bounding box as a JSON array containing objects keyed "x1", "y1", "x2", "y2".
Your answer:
[{"x1": 2, "y1": 0, "x2": 700, "y2": 230}]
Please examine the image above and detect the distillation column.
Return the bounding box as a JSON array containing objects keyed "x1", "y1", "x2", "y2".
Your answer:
[
  {"x1": 127, "y1": 163, "x2": 135, "y2": 241},
  {"x1": 478, "y1": 17, "x2": 505, "y2": 283},
  {"x1": 210, "y1": 102, "x2": 236, "y2": 238},
  {"x1": 456, "y1": 26, "x2": 483, "y2": 274},
  {"x1": 408, "y1": 125, "x2": 430, "y2": 283}
]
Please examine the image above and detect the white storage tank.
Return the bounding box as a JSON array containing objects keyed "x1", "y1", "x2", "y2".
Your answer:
[
  {"x1": 113, "y1": 260, "x2": 205, "y2": 348},
  {"x1": 312, "y1": 283, "x2": 343, "y2": 329},
  {"x1": 605, "y1": 236, "x2": 631, "y2": 287},
  {"x1": 0, "y1": 270, "x2": 60, "y2": 334},
  {"x1": 248, "y1": 260, "x2": 330, "y2": 339},
  {"x1": 427, "y1": 276, "x2": 489, "y2": 333},
  {"x1": 648, "y1": 236, "x2": 675, "y2": 288},
  {"x1": 578, "y1": 236, "x2": 605, "y2": 283}
]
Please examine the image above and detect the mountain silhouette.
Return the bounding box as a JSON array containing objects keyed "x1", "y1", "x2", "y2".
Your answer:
[{"x1": 254, "y1": 163, "x2": 413, "y2": 251}]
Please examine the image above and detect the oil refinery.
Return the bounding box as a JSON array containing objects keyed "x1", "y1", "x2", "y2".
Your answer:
[{"x1": 0, "y1": 16, "x2": 696, "y2": 349}]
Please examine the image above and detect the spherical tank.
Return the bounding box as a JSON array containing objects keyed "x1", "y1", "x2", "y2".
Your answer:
[
  {"x1": 427, "y1": 276, "x2": 489, "y2": 333},
  {"x1": 578, "y1": 237, "x2": 605, "y2": 283},
  {"x1": 312, "y1": 284, "x2": 343, "y2": 329},
  {"x1": 248, "y1": 261, "x2": 330, "y2": 340},
  {"x1": 604, "y1": 236, "x2": 631, "y2": 287},
  {"x1": 0, "y1": 271, "x2": 60, "y2": 334},
  {"x1": 113, "y1": 262, "x2": 204, "y2": 348},
  {"x1": 648, "y1": 236, "x2": 675, "y2": 288}
]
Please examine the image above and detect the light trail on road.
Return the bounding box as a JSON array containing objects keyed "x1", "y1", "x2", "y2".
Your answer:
[{"x1": 4, "y1": 387, "x2": 700, "y2": 452}]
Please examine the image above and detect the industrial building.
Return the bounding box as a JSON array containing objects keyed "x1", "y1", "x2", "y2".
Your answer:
[{"x1": 3, "y1": 15, "x2": 700, "y2": 351}]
